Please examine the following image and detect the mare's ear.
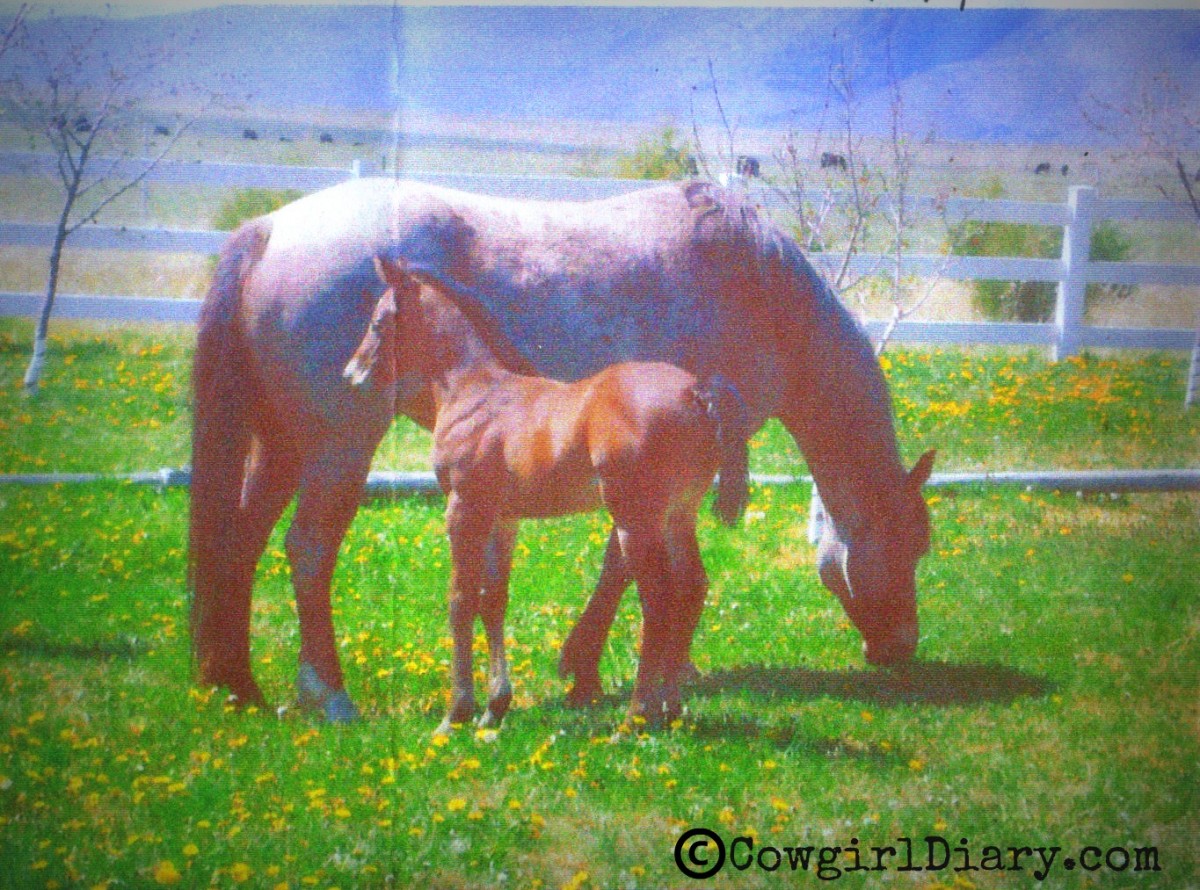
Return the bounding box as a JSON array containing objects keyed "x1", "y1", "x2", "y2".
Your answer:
[{"x1": 909, "y1": 449, "x2": 936, "y2": 489}]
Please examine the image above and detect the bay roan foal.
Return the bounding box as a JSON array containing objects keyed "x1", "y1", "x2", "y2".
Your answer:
[{"x1": 346, "y1": 256, "x2": 751, "y2": 731}]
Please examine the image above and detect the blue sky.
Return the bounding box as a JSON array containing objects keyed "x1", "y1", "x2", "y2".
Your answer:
[{"x1": 7, "y1": 3, "x2": 1199, "y2": 144}]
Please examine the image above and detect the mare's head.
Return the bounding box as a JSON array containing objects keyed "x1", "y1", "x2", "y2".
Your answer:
[{"x1": 816, "y1": 449, "x2": 936, "y2": 667}]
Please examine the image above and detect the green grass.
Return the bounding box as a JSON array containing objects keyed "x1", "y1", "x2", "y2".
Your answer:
[
  {"x1": 0, "y1": 320, "x2": 1197, "y2": 888},
  {"x1": 0, "y1": 319, "x2": 1197, "y2": 475}
]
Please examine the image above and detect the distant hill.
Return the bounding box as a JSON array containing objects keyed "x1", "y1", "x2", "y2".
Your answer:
[{"x1": 8, "y1": 5, "x2": 1200, "y2": 145}]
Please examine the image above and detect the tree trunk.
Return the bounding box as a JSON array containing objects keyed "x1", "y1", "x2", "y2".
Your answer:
[
  {"x1": 23, "y1": 226, "x2": 67, "y2": 394},
  {"x1": 1187, "y1": 325, "x2": 1199, "y2": 409}
]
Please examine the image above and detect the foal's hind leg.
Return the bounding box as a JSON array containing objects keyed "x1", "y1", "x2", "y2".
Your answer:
[
  {"x1": 560, "y1": 526, "x2": 629, "y2": 706},
  {"x1": 662, "y1": 515, "x2": 710, "y2": 720},
  {"x1": 478, "y1": 520, "x2": 518, "y2": 728},
  {"x1": 614, "y1": 521, "x2": 674, "y2": 726}
]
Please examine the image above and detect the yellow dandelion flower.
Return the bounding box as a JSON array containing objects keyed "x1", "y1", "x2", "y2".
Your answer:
[
  {"x1": 152, "y1": 861, "x2": 182, "y2": 885},
  {"x1": 229, "y1": 862, "x2": 252, "y2": 883},
  {"x1": 182, "y1": 844, "x2": 198, "y2": 858},
  {"x1": 447, "y1": 798, "x2": 467, "y2": 812}
]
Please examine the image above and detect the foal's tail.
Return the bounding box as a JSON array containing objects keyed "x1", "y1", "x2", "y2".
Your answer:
[
  {"x1": 696, "y1": 375, "x2": 750, "y2": 527},
  {"x1": 188, "y1": 218, "x2": 270, "y2": 677}
]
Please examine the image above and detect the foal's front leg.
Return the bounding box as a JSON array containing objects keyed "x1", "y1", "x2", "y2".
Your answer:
[
  {"x1": 478, "y1": 520, "x2": 518, "y2": 728},
  {"x1": 436, "y1": 493, "x2": 493, "y2": 736}
]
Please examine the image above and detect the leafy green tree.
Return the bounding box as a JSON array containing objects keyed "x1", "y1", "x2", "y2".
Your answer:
[
  {"x1": 615, "y1": 126, "x2": 694, "y2": 181},
  {"x1": 212, "y1": 189, "x2": 303, "y2": 231}
]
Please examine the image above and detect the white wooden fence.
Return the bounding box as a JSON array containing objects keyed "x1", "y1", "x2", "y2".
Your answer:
[{"x1": 1, "y1": 152, "x2": 1198, "y2": 362}]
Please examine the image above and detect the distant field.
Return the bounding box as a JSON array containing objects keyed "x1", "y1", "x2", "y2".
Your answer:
[{"x1": 1, "y1": 113, "x2": 1198, "y2": 328}]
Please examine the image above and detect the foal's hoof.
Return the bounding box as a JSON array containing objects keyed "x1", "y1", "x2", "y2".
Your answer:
[
  {"x1": 297, "y1": 663, "x2": 360, "y2": 724},
  {"x1": 564, "y1": 680, "x2": 603, "y2": 709},
  {"x1": 200, "y1": 670, "x2": 267, "y2": 711},
  {"x1": 476, "y1": 710, "x2": 504, "y2": 730},
  {"x1": 433, "y1": 718, "x2": 466, "y2": 739}
]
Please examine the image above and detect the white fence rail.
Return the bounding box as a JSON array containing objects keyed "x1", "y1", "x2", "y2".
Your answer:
[
  {"x1": 2, "y1": 468, "x2": 1197, "y2": 498},
  {"x1": 1, "y1": 153, "x2": 1197, "y2": 360}
]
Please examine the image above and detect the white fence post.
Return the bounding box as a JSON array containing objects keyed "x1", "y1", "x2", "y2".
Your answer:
[
  {"x1": 1055, "y1": 185, "x2": 1095, "y2": 360},
  {"x1": 807, "y1": 484, "x2": 826, "y2": 544},
  {"x1": 350, "y1": 159, "x2": 361, "y2": 179}
]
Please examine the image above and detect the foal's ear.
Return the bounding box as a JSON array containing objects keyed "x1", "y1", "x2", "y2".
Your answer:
[
  {"x1": 908, "y1": 449, "x2": 936, "y2": 489},
  {"x1": 372, "y1": 255, "x2": 407, "y2": 288}
]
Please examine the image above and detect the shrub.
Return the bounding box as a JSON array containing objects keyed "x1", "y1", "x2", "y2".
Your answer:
[
  {"x1": 953, "y1": 181, "x2": 1135, "y2": 322},
  {"x1": 212, "y1": 188, "x2": 304, "y2": 231},
  {"x1": 1087, "y1": 219, "x2": 1136, "y2": 302},
  {"x1": 615, "y1": 126, "x2": 694, "y2": 181}
]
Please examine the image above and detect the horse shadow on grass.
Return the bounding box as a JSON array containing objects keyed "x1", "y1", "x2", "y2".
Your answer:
[
  {"x1": 689, "y1": 659, "x2": 1051, "y2": 708},
  {"x1": 538, "y1": 660, "x2": 1051, "y2": 757},
  {"x1": 0, "y1": 634, "x2": 146, "y2": 661}
]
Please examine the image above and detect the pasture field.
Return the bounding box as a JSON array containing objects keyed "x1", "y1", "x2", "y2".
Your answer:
[
  {"x1": 3, "y1": 116, "x2": 1199, "y2": 333},
  {"x1": 0, "y1": 320, "x2": 1197, "y2": 889}
]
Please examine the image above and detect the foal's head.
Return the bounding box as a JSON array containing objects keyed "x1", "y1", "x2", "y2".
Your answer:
[
  {"x1": 343, "y1": 263, "x2": 400, "y2": 388},
  {"x1": 817, "y1": 449, "x2": 935, "y2": 667}
]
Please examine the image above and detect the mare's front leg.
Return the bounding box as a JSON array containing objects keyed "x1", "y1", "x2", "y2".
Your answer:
[
  {"x1": 478, "y1": 520, "x2": 518, "y2": 728},
  {"x1": 436, "y1": 492, "x2": 494, "y2": 736},
  {"x1": 560, "y1": 526, "x2": 630, "y2": 706}
]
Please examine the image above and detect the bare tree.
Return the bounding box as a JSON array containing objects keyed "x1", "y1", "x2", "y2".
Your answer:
[
  {"x1": 771, "y1": 54, "x2": 879, "y2": 302},
  {"x1": 768, "y1": 45, "x2": 954, "y2": 354},
  {"x1": 1, "y1": 4, "x2": 27, "y2": 61},
  {"x1": 1083, "y1": 72, "x2": 1200, "y2": 406},
  {"x1": 2, "y1": 11, "x2": 218, "y2": 393}
]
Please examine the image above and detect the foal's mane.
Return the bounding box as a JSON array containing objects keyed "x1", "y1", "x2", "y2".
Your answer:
[{"x1": 402, "y1": 262, "x2": 541, "y2": 378}]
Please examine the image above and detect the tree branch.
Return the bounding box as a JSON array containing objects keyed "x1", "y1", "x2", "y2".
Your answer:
[{"x1": 67, "y1": 113, "x2": 202, "y2": 234}]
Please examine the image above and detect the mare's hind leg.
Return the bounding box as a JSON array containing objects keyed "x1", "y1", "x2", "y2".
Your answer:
[
  {"x1": 209, "y1": 434, "x2": 301, "y2": 707},
  {"x1": 478, "y1": 520, "x2": 518, "y2": 728},
  {"x1": 560, "y1": 526, "x2": 629, "y2": 706},
  {"x1": 287, "y1": 440, "x2": 380, "y2": 723},
  {"x1": 436, "y1": 493, "x2": 494, "y2": 736}
]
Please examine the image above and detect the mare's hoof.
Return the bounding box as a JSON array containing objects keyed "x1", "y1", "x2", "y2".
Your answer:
[{"x1": 297, "y1": 663, "x2": 360, "y2": 724}]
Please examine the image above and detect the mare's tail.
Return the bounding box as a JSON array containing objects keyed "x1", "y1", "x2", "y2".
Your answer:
[
  {"x1": 188, "y1": 218, "x2": 270, "y2": 680},
  {"x1": 697, "y1": 375, "x2": 750, "y2": 527}
]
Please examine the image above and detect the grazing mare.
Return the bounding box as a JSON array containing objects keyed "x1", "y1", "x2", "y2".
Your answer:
[
  {"x1": 189, "y1": 178, "x2": 934, "y2": 721},
  {"x1": 347, "y1": 257, "x2": 749, "y2": 728}
]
